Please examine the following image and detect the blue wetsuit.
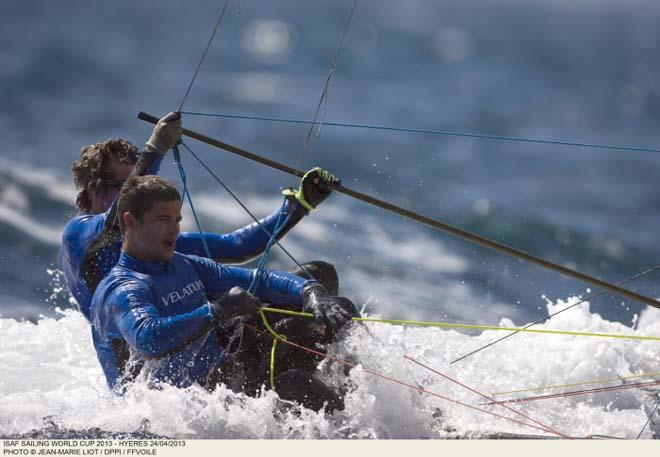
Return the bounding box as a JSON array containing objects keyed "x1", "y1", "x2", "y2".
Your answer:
[
  {"x1": 91, "y1": 251, "x2": 311, "y2": 390},
  {"x1": 60, "y1": 150, "x2": 306, "y2": 321}
]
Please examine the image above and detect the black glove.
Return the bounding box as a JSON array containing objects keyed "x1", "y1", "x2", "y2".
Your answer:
[
  {"x1": 282, "y1": 167, "x2": 340, "y2": 212},
  {"x1": 210, "y1": 286, "x2": 261, "y2": 321},
  {"x1": 302, "y1": 284, "x2": 358, "y2": 332}
]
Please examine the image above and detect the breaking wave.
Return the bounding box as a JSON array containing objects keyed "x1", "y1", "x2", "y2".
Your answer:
[{"x1": 1, "y1": 299, "x2": 659, "y2": 439}]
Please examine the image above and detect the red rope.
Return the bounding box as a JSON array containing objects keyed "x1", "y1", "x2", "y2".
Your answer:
[
  {"x1": 404, "y1": 355, "x2": 570, "y2": 438},
  {"x1": 243, "y1": 324, "x2": 570, "y2": 438},
  {"x1": 486, "y1": 379, "x2": 660, "y2": 405}
]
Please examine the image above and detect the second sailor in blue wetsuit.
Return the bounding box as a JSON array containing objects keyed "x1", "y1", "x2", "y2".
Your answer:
[
  {"x1": 91, "y1": 175, "x2": 356, "y2": 411},
  {"x1": 61, "y1": 112, "x2": 340, "y2": 322}
]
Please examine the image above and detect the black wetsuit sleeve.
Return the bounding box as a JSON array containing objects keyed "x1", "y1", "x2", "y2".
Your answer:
[{"x1": 101, "y1": 150, "x2": 163, "y2": 235}]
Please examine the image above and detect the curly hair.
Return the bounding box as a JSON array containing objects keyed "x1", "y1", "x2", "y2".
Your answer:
[{"x1": 72, "y1": 138, "x2": 139, "y2": 212}]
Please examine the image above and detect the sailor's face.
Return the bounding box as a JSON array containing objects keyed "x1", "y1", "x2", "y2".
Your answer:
[
  {"x1": 133, "y1": 199, "x2": 181, "y2": 262},
  {"x1": 109, "y1": 159, "x2": 134, "y2": 188},
  {"x1": 90, "y1": 160, "x2": 134, "y2": 214},
  {"x1": 105, "y1": 160, "x2": 134, "y2": 204}
]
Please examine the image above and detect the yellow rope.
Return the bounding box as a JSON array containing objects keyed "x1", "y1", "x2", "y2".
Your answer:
[
  {"x1": 259, "y1": 307, "x2": 660, "y2": 342},
  {"x1": 269, "y1": 339, "x2": 279, "y2": 391},
  {"x1": 258, "y1": 308, "x2": 287, "y2": 391},
  {"x1": 258, "y1": 307, "x2": 660, "y2": 401},
  {"x1": 491, "y1": 370, "x2": 660, "y2": 397}
]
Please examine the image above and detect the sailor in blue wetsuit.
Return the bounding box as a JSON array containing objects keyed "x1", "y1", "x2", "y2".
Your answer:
[
  {"x1": 91, "y1": 175, "x2": 357, "y2": 412},
  {"x1": 61, "y1": 112, "x2": 340, "y2": 322}
]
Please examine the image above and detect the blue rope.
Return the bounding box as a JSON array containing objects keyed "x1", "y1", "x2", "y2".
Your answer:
[
  {"x1": 180, "y1": 141, "x2": 312, "y2": 277},
  {"x1": 173, "y1": 145, "x2": 212, "y2": 258},
  {"x1": 637, "y1": 395, "x2": 660, "y2": 438},
  {"x1": 248, "y1": 198, "x2": 292, "y2": 294},
  {"x1": 181, "y1": 111, "x2": 660, "y2": 154}
]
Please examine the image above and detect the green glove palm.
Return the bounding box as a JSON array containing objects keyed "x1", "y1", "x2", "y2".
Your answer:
[{"x1": 282, "y1": 167, "x2": 340, "y2": 212}]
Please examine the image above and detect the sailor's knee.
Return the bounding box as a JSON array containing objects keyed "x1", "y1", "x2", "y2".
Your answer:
[
  {"x1": 274, "y1": 369, "x2": 344, "y2": 413},
  {"x1": 294, "y1": 261, "x2": 339, "y2": 295}
]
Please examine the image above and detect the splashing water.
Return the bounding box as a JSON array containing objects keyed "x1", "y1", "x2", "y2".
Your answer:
[{"x1": 1, "y1": 298, "x2": 660, "y2": 439}]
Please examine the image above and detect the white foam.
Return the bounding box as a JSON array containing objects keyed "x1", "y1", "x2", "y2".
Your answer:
[{"x1": 1, "y1": 301, "x2": 658, "y2": 438}]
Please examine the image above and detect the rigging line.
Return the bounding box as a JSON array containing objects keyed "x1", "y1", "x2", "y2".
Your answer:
[
  {"x1": 451, "y1": 264, "x2": 660, "y2": 365},
  {"x1": 403, "y1": 355, "x2": 568, "y2": 438},
  {"x1": 180, "y1": 111, "x2": 660, "y2": 155},
  {"x1": 139, "y1": 112, "x2": 660, "y2": 311},
  {"x1": 177, "y1": 0, "x2": 231, "y2": 112},
  {"x1": 492, "y1": 370, "x2": 660, "y2": 397},
  {"x1": 637, "y1": 395, "x2": 660, "y2": 439},
  {"x1": 293, "y1": 0, "x2": 359, "y2": 180},
  {"x1": 256, "y1": 308, "x2": 288, "y2": 391},
  {"x1": 179, "y1": 141, "x2": 312, "y2": 276},
  {"x1": 173, "y1": 146, "x2": 212, "y2": 258},
  {"x1": 243, "y1": 323, "x2": 567, "y2": 438},
  {"x1": 258, "y1": 306, "x2": 660, "y2": 342},
  {"x1": 248, "y1": 203, "x2": 292, "y2": 294},
  {"x1": 484, "y1": 378, "x2": 660, "y2": 406}
]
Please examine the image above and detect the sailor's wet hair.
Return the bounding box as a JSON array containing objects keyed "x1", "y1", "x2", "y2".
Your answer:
[
  {"x1": 72, "y1": 138, "x2": 139, "y2": 212},
  {"x1": 117, "y1": 175, "x2": 181, "y2": 234}
]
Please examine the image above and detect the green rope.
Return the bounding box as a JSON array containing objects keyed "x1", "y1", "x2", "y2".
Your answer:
[
  {"x1": 269, "y1": 339, "x2": 279, "y2": 392},
  {"x1": 259, "y1": 307, "x2": 660, "y2": 342},
  {"x1": 258, "y1": 308, "x2": 287, "y2": 391}
]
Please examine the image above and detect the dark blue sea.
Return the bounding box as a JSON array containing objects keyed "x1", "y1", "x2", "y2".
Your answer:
[{"x1": 2, "y1": 0, "x2": 660, "y2": 439}]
